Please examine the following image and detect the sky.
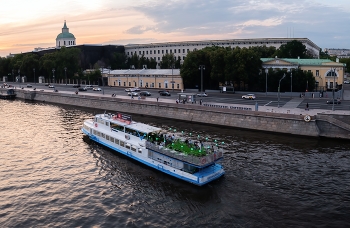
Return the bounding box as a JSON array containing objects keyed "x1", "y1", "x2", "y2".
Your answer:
[{"x1": 1, "y1": 0, "x2": 350, "y2": 57}]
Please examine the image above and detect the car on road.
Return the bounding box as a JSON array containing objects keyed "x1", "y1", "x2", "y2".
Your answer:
[
  {"x1": 85, "y1": 85, "x2": 94, "y2": 90},
  {"x1": 197, "y1": 92, "x2": 208, "y2": 97},
  {"x1": 159, "y1": 91, "x2": 171, "y2": 96},
  {"x1": 93, "y1": 87, "x2": 102, "y2": 91},
  {"x1": 326, "y1": 100, "x2": 341, "y2": 104},
  {"x1": 48, "y1": 85, "x2": 55, "y2": 88},
  {"x1": 73, "y1": 84, "x2": 81, "y2": 88},
  {"x1": 78, "y1": 87, "x2": 87, "y2": 91},
  {"x1": 242, "y1": 94, "x2": 256, "y2": 100},
  {"x1": 125, "y1": 87, "x2": 140, "y2": 92},
  {"x1": 139, "y1": 91, "x2": 151, "y2": 96},
  {"x1": 26, "y1": 84, "x2": 32, "y2": 88},
  {"x1": 128, "y1": 92, "x2": 139, "y2": 97}
]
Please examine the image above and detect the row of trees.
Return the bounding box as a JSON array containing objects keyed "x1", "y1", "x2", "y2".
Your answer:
[
  {"x1": 0, "y1": 47, "x2": 104, "y2": 84},
  {"x1": 179, "y1": 44, "x2": 316, "y2": 92}
]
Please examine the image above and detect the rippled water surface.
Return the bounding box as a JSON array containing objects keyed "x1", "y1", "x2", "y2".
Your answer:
[{"x1": 1, "y1": 100, "x2": 350, "y2": 227}]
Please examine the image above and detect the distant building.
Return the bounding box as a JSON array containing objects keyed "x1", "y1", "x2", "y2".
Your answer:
[
  {"x1": 105, "y1": 68, "x2": 183, "y2": 91},
  {"x1": 125, "y1": 38, "x2": 321, "y2": 68},
  {"x1": 262, "y1": 57, "x2": 346, "y2": 91},
  {"x1": 56, "y1": 20, "x2": 76, "y2": 48},
  {"x1": 324, "y1": 48, "x2": 350, "y2": 59}
]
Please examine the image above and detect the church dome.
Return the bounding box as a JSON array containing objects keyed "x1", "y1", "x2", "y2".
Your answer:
[{"x1": 55, "y1": 21, "x2": 76, "y2": 46}]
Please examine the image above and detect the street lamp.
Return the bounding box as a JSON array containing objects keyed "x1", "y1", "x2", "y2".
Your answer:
[
  {"x1": 288, "y1": 69, "x2": 293, "y2": 97},
  {"x1": 64, "y1": 67, "x2": 67, "y2": 85},
  {"x1": 198, "y1": 65, "x2": 205, "y2": 93},
  {"x1": 101, "y1": 68, "x2": 105, "y2": 95},
  {"x1": 52, "y1": 68, "x2": 55, "y2": 91},
  {"x1": 171, "y1": 64, "x2": 175, "y2": 91},
  {"x1": 33, "y1": 68, "x2": 35, "y2": 84},
  {"x1": 331, "y1": 67, "x2": 337, "y2": 111},
  {"x1": 265, "y1": 68, "x2": 268, "y2": 96},
  {"x1": 278, "y1": 73, "x2": 286, "y2": 108},
  {"x1": 12, "y1": 69, "x2": 14, "y2": 82},
  {"x1": 18, "y1": 69, "x2": 20, "y2": 83}
]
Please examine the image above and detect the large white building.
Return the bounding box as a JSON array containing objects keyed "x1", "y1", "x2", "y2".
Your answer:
[
  {"x1": 124, "y1": 38, "x2": 320, "y2": 67},
  {"x1": 56, "y1": 21, "x2": 76, "y2": 48}
]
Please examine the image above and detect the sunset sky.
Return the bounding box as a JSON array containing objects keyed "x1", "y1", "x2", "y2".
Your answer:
[{"x1": 1, "y1": 0, "x2": 350, "y2": 57}]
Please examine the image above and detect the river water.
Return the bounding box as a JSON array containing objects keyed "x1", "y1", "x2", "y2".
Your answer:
[{"x1": 0, "y1": 99, "x2": 349, "y2": 228}]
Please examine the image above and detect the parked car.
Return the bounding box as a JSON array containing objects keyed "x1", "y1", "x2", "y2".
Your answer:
[
  {"x1": 139, "y1": 91, "x2": 151, "y2": 96},
  {"x1": 85, "y1": 85, "x2": 94, "y2": 90},
  {"x1": 326, "y1": 100, "x2": 341, "y2": 104},
  {"x1": 73, "y1": 84, "x2": 81, "y2": 88},
  {"x1": 26, "y1": 84, "x2": 32, "y2": 88},
  {"x1": 344, "y1": 81, "x2": 350, "y2": 84},
  {"x1": 128, "y1": 92, "x2": 139, "y2": 96},
  {"x1": 197, "y1": 92, "x2": 208, "y2": 97},
  {"x1": 48, "y1": 85, "x2": 55, "y2": 88},
  {"x1": 78, "y1": 87, "x2": 87, "y2": 91},
  {"x1": 93, "y1": 87, "x2": 102, "y2": 91},
  {"x1": 159, "y1": 91, "x2": 171, "y2": 96},
  {"x1": 242, "y1": 94, "x2": 256, "y2": 100}
]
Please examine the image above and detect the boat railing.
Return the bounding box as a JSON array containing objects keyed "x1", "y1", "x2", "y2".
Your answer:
[{"x1": 146, "y1": 141, "x2": 223, "y2": 166}]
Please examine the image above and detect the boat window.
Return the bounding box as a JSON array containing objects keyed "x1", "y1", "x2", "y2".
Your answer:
[
  {"x1": 110, "y1": 123, "x2": 124, "y2": 132},
  {"x1": 97, "y1": 119, "x2": 104, "y2": 125},
  {"x1": 138, "y1": 148, "x2": 142, "y2": 153},
  {"x1": 105, "y1": 122, "x2": 110, "y2": 127},
  {"x1": 106, "y1": 135, "x2": 110, "y2": 140},
  {"x1": 115, "y1": 139, "x2": 119, "y2": 145},
  {"x1": 131, "y1": 146, "x2": 137, "y2": 152},
  {"x1": 120, "y1": 141, "x2": 125, "y2": 147},
  {"x1": 101, "y1": 133, "x2": 105, "y2": 138},
  {"x1": 125, "y1": 143, "x2": 131, "y2": 150},
  {"x1": 93, "y1": 130, "x2": 96, "y2": 135},
  {"x1": 125, "y1": 127, "x2": 139, "y2": 137},
  {"x1": 109, "y1": 137, "x2": 114, "y2": 143},
  {"x1": 96, "y1": 131, "x2": 101, "y2": 137}
]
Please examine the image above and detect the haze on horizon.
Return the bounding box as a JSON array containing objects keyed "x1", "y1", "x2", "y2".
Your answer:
[{"x1": 1, "y1": 0, "x2": 350, "y2": 57}]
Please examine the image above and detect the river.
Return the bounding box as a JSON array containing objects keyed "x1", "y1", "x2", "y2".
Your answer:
[{"x1": 0, "y1": 99, "x2": 349, "y2": 228}]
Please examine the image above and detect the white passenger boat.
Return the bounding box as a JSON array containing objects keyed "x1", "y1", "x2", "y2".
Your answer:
[{"x1": 81, "y1": 113, "x2": 225, "y2": 186}]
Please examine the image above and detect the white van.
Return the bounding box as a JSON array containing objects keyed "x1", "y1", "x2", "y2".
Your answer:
[{"x1": 85, "y1": 85, "x2": 94, "y2": 90}]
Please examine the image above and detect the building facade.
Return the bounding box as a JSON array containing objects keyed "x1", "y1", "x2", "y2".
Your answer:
[
  {"x1": 104, "y1": 69, "x2": 183, "y2": 90},
  {"x1": 125, "y1": 38, "x2": 320, "y2": 68},
  {"x1": 56, "y1": 21, "x2": 76, "y2": 48},
  {"x1": 262, "y1": 57, "x2": 346, "y2": 91}
]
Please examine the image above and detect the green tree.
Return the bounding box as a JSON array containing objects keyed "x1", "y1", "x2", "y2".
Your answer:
[
  {"x1": 160, "y1": 53, "x2": 176, "y2": 69},
  {"x1": 273, "y1": 40, "x2": 312, "y2": 59}
]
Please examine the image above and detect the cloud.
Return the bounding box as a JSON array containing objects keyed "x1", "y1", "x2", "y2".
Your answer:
[{"x1": 125, "y1": 26, "x2": 154, "y2": 34}]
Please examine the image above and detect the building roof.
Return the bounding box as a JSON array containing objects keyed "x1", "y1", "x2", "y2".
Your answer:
[
  {"x1": 261, "y1": 58, "x2": 343, "y2": 66},
  {"x1": 103, "y1": 69, "x2": 181, "y2": 75}
]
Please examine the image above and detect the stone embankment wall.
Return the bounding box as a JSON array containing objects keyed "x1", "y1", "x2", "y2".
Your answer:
[{"x1": 8, "y1": 89, "x2": 350, "y2": 139}]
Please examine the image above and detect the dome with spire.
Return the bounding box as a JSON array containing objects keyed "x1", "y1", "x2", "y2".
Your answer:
[{"x1": 56, "y1": 21, "x2": 76, "y2": 47}]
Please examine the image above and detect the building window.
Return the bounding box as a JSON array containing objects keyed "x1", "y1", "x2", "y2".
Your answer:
[
  {"x1": 139, "y1": 51, "x2": 141, "y2": 55},
  {"x1": 179, "y1": 49, "x2": 181, "y2": 53},
  {"x1": 183, "y1": 56, "x2": 185, "y2": 60},
  {"x1": 158, "y1": 50, "x2": 160, "y2": 54},
  {"x1": 159, "y1": 83, "x2": 161, "y2": 88},
  {"x1": 150, "y1": 50, "x2": 152, "y2": 54},
  {"x1": 129, "y1": 82, "x2": 131, "y2": 86},
  {"x1": 127, "y1": 52, "x2": 129, "y2": 55},
  {"x1": 170, "y1": 49, "x2": 172, "y2": 53},
  {"x1": 143, "y1": 51, "x2": 144, "y2": 55},
  {"x1": 174, "y1": 49, "x2": 176, "y2": 53},
  {"x1": 187, "y1": 49, "x2": 189, "y2": 53},
  {"x1": 183, "y1": 49, "x2": 185, "y2": 53},
  {"x1": 177, "y1": 84, "x2": 179, "y2": 89},
  {"x1": 316, "y1": 70, "x2": 319, "y2": 76},
  {"x1": 124, "y1": 82, "x2": 126, "y2": 86},
  {"x1": 146, "y1": 51, "x2": 148, "y2": 54},
  {"x1": 64, "y1": 41, "x2": 66, "y2": 45},
  {"x1": 166, "y1": 50, "x2": 168, "y2": 54},
  {"x1": 162, "y1": 50, "x2": 164, "y2": 54}
]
